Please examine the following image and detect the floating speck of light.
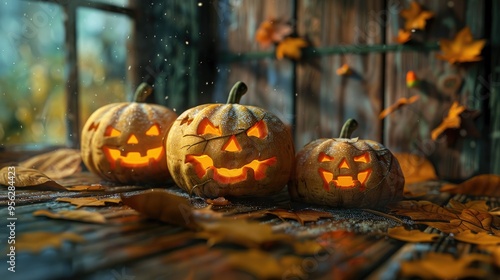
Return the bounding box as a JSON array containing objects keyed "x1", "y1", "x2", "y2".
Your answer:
[{"x1": 198, "y1": 2, "x2": 203, "y2": 7}]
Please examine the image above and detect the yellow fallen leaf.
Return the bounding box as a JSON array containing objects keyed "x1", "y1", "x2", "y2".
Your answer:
[
  {"x1": 393, "y1": 153, "x2": 437, "y2": 184},
  {"x1": 275, "y1": 37, "x2": 308, "y2": 60},
  {"x1": 400, "y1": 1, "x2": 434, "y2": 31},
  {"x1": 400, "y1": 252, "x2": 491, "y2": 279},
  {"x1": 19, "y1": 148, "x2": 81, "y2": 179},
  {"x1": 265, "y1": 208, "x2": 333, "y2": 225},
  {"x1": 437, "y1": 27, "x2": 486, "y2": 64},
  {"x1": 440, "y1": 174, "x2": 500, "y2": 197},
  {"x1": 454, "y1": 230, "x2": 500, "y2": 245},
  {"x1": 0, "y1": 166, "x2": 67, "y2": 191},
  {"x1": 16, "y1": 231, "x2": 84, "y2": 253},
  {"x1": 66, "y1": 185, "x2": 105, "y2": 191},
  {"x1": 225, "y1": 249, "x2": 305, "y2": 279},
  {"x1": 387, "y1": 226, "x2": 439, "y2": 243},
  {"x1": 56, "y1": 197, "x2": 121, "y2": 208},
  {"x1": 196, "y1": 219, "x2": 293, "y2": 248},
  {"x1": 33, "y1": 209, "x2": 106, "y2": 224}
]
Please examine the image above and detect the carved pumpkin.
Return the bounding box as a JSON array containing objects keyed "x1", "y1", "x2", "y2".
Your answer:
[
  {"x1": 81, "y1": 83, "x2": 178, "y2": 184},
  {"x1": 166, "y1": 81, "x2": 294, "y2": 197},
  {"x1": 289, "y1": 119, "x2": 404, "y2": 209}
]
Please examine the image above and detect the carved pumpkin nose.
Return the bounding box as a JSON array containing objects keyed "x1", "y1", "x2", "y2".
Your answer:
[
  {"x1": 223, "y1": 135, "x2": 242, "y2": 152},
  {"x1": 339, "y1": 159, "x2": 350, "y2": 169},
  {"x1": 127, "y1": 134, "x2": 139, "y2": 144}
]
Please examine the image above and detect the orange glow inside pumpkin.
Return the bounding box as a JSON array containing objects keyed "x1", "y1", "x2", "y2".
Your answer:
[
  {"x1": 184, "y1": 119, "x2": 274, "y2": 184},
  {"x1": 186, "y1": 154, "x2": 277, "y2": 184},
  {"x1": 317, "y1": 152, "x2": 372, "y2": 190},
  {"x1": 101, "y1": 123, "x2": 164, "y2": 168}
]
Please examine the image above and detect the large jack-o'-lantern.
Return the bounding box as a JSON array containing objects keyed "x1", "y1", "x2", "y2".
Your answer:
[
  {"x1": 81, "y1": 83, "x2": 178, "y2": 184},
  {"x1": 289, "y1": 119, "x2": 404, "y2": 209},
  {"x1": 166, "y1": 81, "x2": 294, "y2": 197}
]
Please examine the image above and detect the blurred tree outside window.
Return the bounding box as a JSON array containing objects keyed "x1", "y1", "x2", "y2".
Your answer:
[{"x1": 0, "y1": 0, "x2": 132, "y2": 148}]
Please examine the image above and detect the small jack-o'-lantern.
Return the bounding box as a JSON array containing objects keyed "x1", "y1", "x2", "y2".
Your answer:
[
  {"x1": 289, "y1": 119, "x2": 404, "y2": 209},
  {"x1": 166, "y1": 81, "x2": 294, "y2": 197},
  {"x1": 81, "y1": 83, "x2": 178, "y2": 184}
]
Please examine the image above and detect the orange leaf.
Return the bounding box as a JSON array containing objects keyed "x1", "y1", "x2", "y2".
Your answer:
[
  {"x1": 387, "y1": 226, "x2": 440, "y2": 243},
  {"x1": 400, "y1": 252, "x2": 491, "y2": 279},
  {"x1": 395, "y1": 29, "x2": 412, "y2": 44},
  {"x1": 33, "y1": 209, "x2": 106, "y2": 224},
  {"x1": 56, "y1": 197, "x2": 121, "y2": 208},
  {"x1": 431, "y1": 101, "x2": 465, "y2": 140},
  {"x1": 393, "y1": 153, "x2": 438, "y2": 184},
  {"x1": 336, "y1": 63, "x2": 352, "y2": 76},
  {"x1": 275, "y1": 37, "x2": 308, "y2": 60},
  {"x1": 440, "y1": 174, "x2": 500, "y2": 197},
  {"x1": 16, "y1": 231, "x2": 84, "y2": 253},
  {"x1": 454, "y1": 230, "x2": 500, "y2": 245},
  {"x1": 66, "y1": 184, "x2": 105, "y2": 191},
  {"x1": 379, "y1": 95, "x2": 420, "y2": 119},
  {"x1": 437, "y1": 27, "x2": 486, "y2": 64},
  {"x1": 400, "y1": 1, "x2": 434, "y2": 31},
  {"x1": 255, "y1": 19, "x2": 293, "y2": 48},
  {"x1": 265, "y1": 208, "x2": 333, "y2": 225}
]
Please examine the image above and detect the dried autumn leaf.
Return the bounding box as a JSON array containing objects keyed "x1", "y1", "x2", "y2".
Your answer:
[
  {"x1": 16, "y1": 231, "x2": 84, "y2": 253},
  {"x1": 275, "y1": 37, "x2": 308, "y2": 60},
  {"x1": 19, "y1": 148, "x2": 81, "y2": 179},
  {"x1": 387, "y1": 226, "x2": 439, "y2": 243},
  {"x1": 379, "y1": 95, "x2": 420, "y2": 120},
  {"x1": 431, "y1": 101, "x2": 465, "y2": 140},
  {"x1": 255, "y1": 18, "x2": 293, "y2": 48},
  {"x1": 292, "y1": 240, "x2": 326, "y2": 255},
  {"x1": 33, "y1": 209, "x2": 106, "y2": 224},
  {"x1": 389, "y1": 200, "x2": 458, "y2": 222},
  {"x1": 265, "y1": 208, "x2": 333, "y2": 225},
  {"x1": 478, "y1": 245, "x2": 500, "y2": 267},
  {"x1": 336, "y1": 63, "x2": 352, "y2": 76},
  {"x1": 437, "y1": 27, "x2": 486, "y2": 64},
  {"x1": 121, "y1": 189, "x2": 198, "y2": 229},
  {"x1": 400, "y1": 252, "x2": 491, "y2": 279},
  {"x1": 66, "y1": 184, "x2": 105, "y2": 191},
  {"x1": 400, "y1": 1, "x2": 434, "y2": 31},
  {"x1": 225, "y1": 249, "x2": 305, "y2": 279},
  {"x1": 0, "y1": 166, "x2": 67, "y2": 191},
  {"x1": 394, "y1": 153, "x2": 437, "y2": 184},
  {"x1": 56, "y1": 197, "x2": 121, "y2": 208},
  {"x1": 395, "y1": 29, "x2": 412, "y2": 44},
  {"x1": 447, "y1": 199, "x2": 489, "y2": 213},
  {"x1": 196, "y1": 219, "x2": 293, "y2": 248},
  {"x1": 454, "y1": 230, "x2": 500, "y2": 245},
  {"x1": 441, "y1": 174, "x2": 500, "y2": 197},
  {"x1": 206, "y1": 197, "x2": 231, "y2": 206}
]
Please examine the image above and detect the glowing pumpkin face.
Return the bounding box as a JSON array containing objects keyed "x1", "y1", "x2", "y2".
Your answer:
[
  {"x1": 290, "y1": 119, "x2": 404, "y2": 209},
  {"x1": 81, "y1": 83, "x2": 178, "y2": 184},
  {"x1": 166, "y1": 82, "x2": 294, "y2": 198}
]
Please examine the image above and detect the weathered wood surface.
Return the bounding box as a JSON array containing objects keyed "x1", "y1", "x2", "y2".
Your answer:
[
  {"x1": 0, "y1": 165, "x2": 498, "y2": 279},
  {"x1": 384, "y1": 0, "x2": 487, "y2": 181}
]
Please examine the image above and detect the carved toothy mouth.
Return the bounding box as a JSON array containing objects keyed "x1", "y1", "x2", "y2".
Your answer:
[
  {"x1": 103, "y1": 146, "x2": 164, "y2": 168},
  {"x1": 318, "y1": 168, "x2": 371, "y2": 191},
  {"x1": 185, "y1": 154, "x2": 277, "y2": 184}
]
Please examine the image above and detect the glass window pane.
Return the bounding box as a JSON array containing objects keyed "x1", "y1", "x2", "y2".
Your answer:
[
  {"x1": 77, "y1": 8, "x2": 132, "y2": 130},
  {"x1": 88, "y1": 0, "x2": 130, "y2": 7},
  {"x1": 0, "y1": 1, "x2": 66, "y2": 146}
]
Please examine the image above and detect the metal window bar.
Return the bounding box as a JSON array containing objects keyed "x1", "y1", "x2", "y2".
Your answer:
[{"x1": 21, "y1": 0, "x2": 135, "y2": 148}]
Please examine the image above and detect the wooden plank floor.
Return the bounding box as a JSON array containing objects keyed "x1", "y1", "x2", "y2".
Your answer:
[{"x1": 1, "y1": 168, "x2": 498, "y2": 279}]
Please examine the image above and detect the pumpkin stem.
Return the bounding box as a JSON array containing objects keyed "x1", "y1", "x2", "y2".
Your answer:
[
  {"x1": 339, "y1": 118, "x2": 358, "y2": 138},
  {"x1": 226, "y1": 81, "x2": 248, "y2": 104},
  {"x1": 133, "y1": 82, "x2": 154, "y2": 103}
]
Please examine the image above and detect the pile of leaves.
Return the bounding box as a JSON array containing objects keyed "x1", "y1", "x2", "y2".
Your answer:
[{"x1": 2, "y1": 148, "x2": 500, "y2": 279}]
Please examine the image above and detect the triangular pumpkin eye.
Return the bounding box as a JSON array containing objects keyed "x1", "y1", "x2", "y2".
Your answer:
[
  {"x1": 146, "y1": 124, "x2": 160, "y2": 136},
  {"x1": 105, "y1": 126, "x2": 121, "y2": 137},
  {"x1": 246, "y1": 120, "x2": 268, "y2": 138},
  {"x1": 197, "y1": 118, "x2": 222, "y2": 136},
  {"x1": 354, "y1": 153, "x2": 370, "y2": 163}
]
